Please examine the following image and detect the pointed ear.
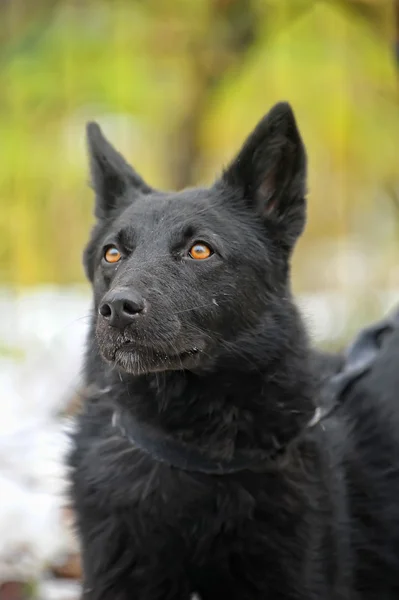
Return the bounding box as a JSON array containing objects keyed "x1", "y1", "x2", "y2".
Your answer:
[
  {"x1": 221, "y1": 102, "x2": 307, "y2": 251},
  {"x1": 86, "y1": 122, "x2": 152, "y2": 219}
]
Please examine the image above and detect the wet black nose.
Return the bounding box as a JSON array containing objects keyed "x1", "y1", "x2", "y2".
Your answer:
[{"x1": 99, "y1": 289, "x2": 146, "y2": 329}]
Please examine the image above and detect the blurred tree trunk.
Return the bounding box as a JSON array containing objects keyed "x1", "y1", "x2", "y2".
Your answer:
[
  {"x1": 168, "y1": 0, "x2": 258, "y2": 189},
  {"x1": 0, "y1": 0, "x2": 59, "y2": 62}
]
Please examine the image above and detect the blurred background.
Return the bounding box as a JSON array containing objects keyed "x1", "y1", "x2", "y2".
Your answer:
[{"x1": 0, "y1": 0, "x2": 398, "y2": 597}]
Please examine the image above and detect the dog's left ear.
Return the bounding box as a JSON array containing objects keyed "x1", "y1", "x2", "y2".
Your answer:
[
  {"x1": 221, "y1": 102, "x2": 307, "y2": 251},
  {"x1": 86, "y1": 122, "x2": 152, "y2": 219}
]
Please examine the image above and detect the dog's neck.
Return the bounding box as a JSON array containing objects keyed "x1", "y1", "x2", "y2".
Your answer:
[{"x1": 98, "y1": 336, "x2": 317, "y2": 465}]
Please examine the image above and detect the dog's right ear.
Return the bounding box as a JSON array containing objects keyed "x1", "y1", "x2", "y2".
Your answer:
[{"x1": 86, "y1": 122, "x2": 152, "y2": 219}]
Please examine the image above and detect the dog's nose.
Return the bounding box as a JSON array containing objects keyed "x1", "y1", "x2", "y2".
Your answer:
[{"x1": 99, "y1": 289, "x2": 146, "y2": 329}]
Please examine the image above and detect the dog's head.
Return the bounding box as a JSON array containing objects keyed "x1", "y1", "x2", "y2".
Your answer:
[{"x1": 84, "y1": 102, "x2": 307, "y2": 375}]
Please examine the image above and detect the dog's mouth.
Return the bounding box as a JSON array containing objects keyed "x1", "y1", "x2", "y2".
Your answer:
[{"x1": 111, "y1": 342, "x2": 203, "y2": 375}]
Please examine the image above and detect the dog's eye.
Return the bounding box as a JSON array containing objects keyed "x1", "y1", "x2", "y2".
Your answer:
[
  {"x1": 188, "y1": 242, "x2": 213, "y2": 260},
  {"x1": 104, "y1": 246, "x2": 121, "y2": 264}
]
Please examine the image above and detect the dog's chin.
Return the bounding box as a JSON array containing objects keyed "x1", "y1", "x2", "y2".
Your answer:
[{"x1": 106, "y1": 344, "x2": 204, "y2": 376}]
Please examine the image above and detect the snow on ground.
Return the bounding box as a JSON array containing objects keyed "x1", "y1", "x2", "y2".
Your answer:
[{"x1": 0, "y1": 287, "x2": 89, "y2": 586}]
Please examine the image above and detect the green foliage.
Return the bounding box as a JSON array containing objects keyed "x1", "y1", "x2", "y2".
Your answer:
[{"x1": 0, "y1": 0, "x2": 397, "y2": 286}]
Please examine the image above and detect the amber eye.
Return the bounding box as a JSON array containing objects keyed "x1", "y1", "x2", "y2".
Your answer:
[
  {"x1": 188, "y1": 242, "x2": 213, "y2": 260},
  {"x1": 104, "y1": 246, "x2": 121, "y2": 264}
]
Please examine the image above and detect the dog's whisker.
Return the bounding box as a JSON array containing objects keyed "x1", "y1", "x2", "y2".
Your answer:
[{"x1": 173, "y1": 303, "x2": 217, "y2": 315}]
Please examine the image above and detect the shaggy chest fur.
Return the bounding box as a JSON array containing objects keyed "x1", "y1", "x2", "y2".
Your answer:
[
  {"x1": 71, "y1": 395, "x2": 339, "y2": 600},
  {"x1": 71, "y1": 346, "x2": 353, "y2": 600}
]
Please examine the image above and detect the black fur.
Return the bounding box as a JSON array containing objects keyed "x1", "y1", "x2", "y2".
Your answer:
[{"x1": 69, "y1": 102, "x2": 399, "y2": 599}]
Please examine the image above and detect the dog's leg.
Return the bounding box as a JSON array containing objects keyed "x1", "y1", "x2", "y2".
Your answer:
[
  {"x1": 192, "y1": 562, "x2": 300, "y2": 600},
  {"x1": 75, "y1": 505, "x2": 192, "y2": 600},
  {"x1": 80, "y1": 554, "x2": 193, "y2": 600}
]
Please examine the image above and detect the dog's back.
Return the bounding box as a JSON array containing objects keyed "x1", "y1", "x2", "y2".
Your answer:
[{"x1": 336, "y1": 310, "x2": 399, "y2": 597}]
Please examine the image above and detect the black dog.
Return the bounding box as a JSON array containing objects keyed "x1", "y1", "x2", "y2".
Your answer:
[{"x1": 70, "y1": 102, "x2": 399, "y2": 599}]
